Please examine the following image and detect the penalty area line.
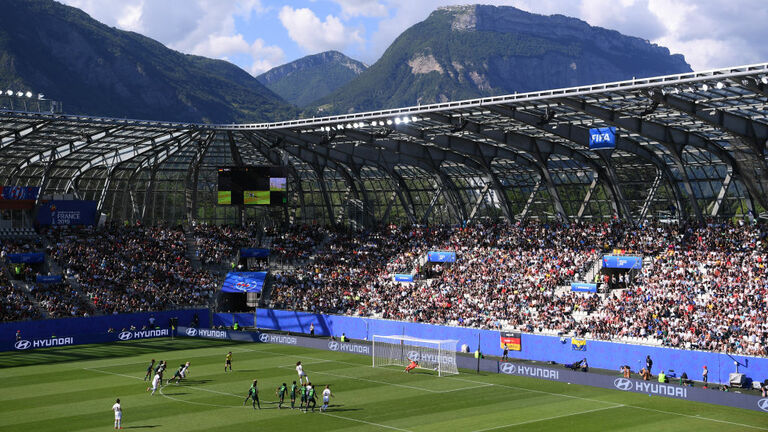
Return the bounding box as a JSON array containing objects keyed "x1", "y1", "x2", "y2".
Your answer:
[
  {"x1": 320, "y1": 412, "x2": 413, "y2": 432},
  {"x1": 471, "y1": 404, "x2": 625, "y2": 432}
]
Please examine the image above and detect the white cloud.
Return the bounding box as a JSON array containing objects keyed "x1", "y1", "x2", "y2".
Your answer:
[
  {"x1": 249, "y1": 39, "x2": 287, "y2": 75},
  {"x1": 279, "y1": 6, "x2": 363, "y2": 53},
  {"x1": 332, "y1": 0, "x2": 388, "y2": 18}
]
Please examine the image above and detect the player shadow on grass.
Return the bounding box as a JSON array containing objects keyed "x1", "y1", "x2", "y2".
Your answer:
[
  {"x1": 122, "y1": 426, "x2": 160, "y2": 429},
  {"x1": 174, "y1": 379, "x2": 212, "y2": 384}
]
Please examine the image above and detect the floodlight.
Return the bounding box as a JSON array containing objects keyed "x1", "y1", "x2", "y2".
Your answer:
[
  {"x1": 5, "y1": 90, "x2": 12, "y2": 96},
  {"x1": 371, "y1": 122, "x2": 377, "y2": 127},
  {"x1": 16, "y1": 91, "x2": 23, "y2": 97},
  {"x1": 700, "y1": 84, "x2": 709, "y2": 91},
  {"x1": 394, "y1": 118, "x2": 401, "y2": 125},
  {"x1": 411, "y1": 116, "x2": 418, "y2": 122},
  {"x1": 346, "y1": 123, "x2": 352, "y2": 129},
  {"x1": 761, "y1": 76, "x2": 768, "y2": 85},
  {"x1": 25, "y1": 91, "x2": 32, "y2": 98},
  {"x1": 386, "y1": 119, "x2": 393, "y2": 125},
  {"x1": 38, "y1": 93, "x2": 44, "y2": 100},
  {"x1": 379, "y1": 121, "x2": 385, "y2": 126},
  {"x1": 401, "y1": 117, "x2": 410, "y2": 124},
  {"x1": 716, "y1": 81, "x2": 725, "y2": 89}
]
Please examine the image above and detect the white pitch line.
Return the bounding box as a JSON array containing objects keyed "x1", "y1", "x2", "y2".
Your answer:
[
  {"x1": 471, "y1": 404, "x2": 625, "y2": 432},
  {"x1": 85, "y1": 367, "x2": 244, "y2": 401},
  {"x1": 320, "y1": 412, "x2": 413, "y2": 432},
  {"x1": 447, "y1": 376, "x2": 768, "y2": 431},
  {"x1": 627, "y1": 405, "x2": 768, "y2": 431}
]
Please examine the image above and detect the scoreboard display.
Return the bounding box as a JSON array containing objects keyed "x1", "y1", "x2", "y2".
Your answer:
[{"x1": 217, "y1": 166, "x2": 287, "y2": 206}]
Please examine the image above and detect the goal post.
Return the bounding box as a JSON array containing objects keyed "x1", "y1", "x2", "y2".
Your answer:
[{"x1": 372, "y1": 335, "x2": 459, "y2": 376}]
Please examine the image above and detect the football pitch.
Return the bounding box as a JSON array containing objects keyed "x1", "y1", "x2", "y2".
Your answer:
[{"x1": 0, "y1": 338, "x2": 765, "y2": 431}]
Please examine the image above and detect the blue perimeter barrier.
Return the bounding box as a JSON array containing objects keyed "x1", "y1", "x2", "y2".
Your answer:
[
  {"x1": 2, "y1": 309, "x2": 208, "y2": 351},
  {"x1": 180, "y1": 325, "x2": 768, "y2": 413},
  {"x1": 241, "y1": 309, "x2": 768, "y2": 386}
]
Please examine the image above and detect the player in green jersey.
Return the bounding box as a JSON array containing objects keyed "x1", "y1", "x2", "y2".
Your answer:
[
  {"x1": 276, "y1": 383, "x2": 287, "y2": 409},
  {"x1": 290, "y1": 381, "x2": 298, "y2": 409},
  {"x1": 243, "y1": 380, "x2": 260, "y2": 409}
]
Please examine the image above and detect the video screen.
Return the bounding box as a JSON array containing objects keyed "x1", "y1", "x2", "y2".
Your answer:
[{"x1": 217, "y1": 166, "x2": 288, "y2": 206}]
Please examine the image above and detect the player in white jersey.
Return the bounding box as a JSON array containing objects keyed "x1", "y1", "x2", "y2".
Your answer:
[
  {"x1": 146, "y1": 373, "x2": 161, "y2": 395},
  {"x1": 112, "y1": 398, "x2": 122, "y2": 429},
  {"x1": 321, "y1": 385, "x2": 333, "y2": 412},
  {"x1": 296, "y1": 361, "x2": 308, "y2": 385}
]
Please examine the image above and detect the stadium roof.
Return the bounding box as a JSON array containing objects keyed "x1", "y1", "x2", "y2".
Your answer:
[{"x1": 1, "y1": 62, "x2": 767, "y2": 227}]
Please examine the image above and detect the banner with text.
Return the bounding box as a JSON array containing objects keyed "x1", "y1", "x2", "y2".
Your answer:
[
  {"x1": 36, "y1": 200, "x2": 97, "y2": 226},
  {"x1": 427, "y1": 251, "x2": 456, "y2": 263},
  {"x1": 602, "y1": 255, "x2": 643, "y2": 270},
  {"x1": 240, "y1": 248, "x2": 270, "y2": 258}
]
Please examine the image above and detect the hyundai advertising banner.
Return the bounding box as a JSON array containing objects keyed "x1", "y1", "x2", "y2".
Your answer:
[
  {"x1": 221, "y1": 271, "x2": 267, "y2": 293},
  {"x1": 9, "y1": 328, "x2": 170, "y2": 351},
  {"x1": 36, "y1": 200, "x2": 97, "y2": 226},
  {"x1": 427, "y1": 251, "x2": 456, "y2": 263}
]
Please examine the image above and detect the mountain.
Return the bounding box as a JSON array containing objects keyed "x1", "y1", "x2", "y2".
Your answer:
[
  {"x1": 311, "y1": 5, "x2": 692, "y2": 115},
  {"x1": 0, "y1": 0, "x2": 296, "y2": 123},
  {"x1": 257, "y1": 51, "x2": 367, "y2": 107}
]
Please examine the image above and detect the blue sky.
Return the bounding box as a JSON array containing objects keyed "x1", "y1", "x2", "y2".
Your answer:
[{"x1": 60, "y1": 0, "x2": 768, "y2": 76}]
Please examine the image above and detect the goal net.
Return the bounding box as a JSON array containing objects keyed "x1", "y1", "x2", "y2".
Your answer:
[{"x1": 372, "y1": 335, "x2": 459, "y2": 376}]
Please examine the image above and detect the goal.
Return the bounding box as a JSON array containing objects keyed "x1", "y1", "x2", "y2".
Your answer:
[{"x1": 372, "y1": 335, "x2": 459, "y2": 376}]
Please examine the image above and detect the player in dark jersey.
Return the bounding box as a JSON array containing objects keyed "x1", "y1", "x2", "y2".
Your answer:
[
  {"x1": 276, "y1": 383, "x2": 287, "y2": 409},
  {"x1": 290, "y1": 381, "x2": 298, "y2": 409},
  {"x1": 155, "y1": 360, "x2": 166, "y2": 376},
  {"x1": 243, "y1": 380, "x2": 260, "y2": 409},
  {"x1": 144, "y1": 359, "x2": 156, "y2": 381},
  {"x1": 299, "y1": 383, "x2": 307, "y2": 410},
  {"x1": 305, "y1": 382, "x2": 316, "y2": 413}
]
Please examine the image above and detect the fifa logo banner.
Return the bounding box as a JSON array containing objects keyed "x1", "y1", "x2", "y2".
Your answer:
[{"x1": 500, "y1": 331, "x2": 521, "y2": 351}]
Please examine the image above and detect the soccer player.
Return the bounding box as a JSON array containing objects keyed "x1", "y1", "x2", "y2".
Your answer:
[
  {"x1": 305, "y1": 382, "x2": 316, "y2": 413},
  {"x1": 290, "y1": 381, "x2": 298, "y2": 409},
  {"x1": 112, "y1": 398, "x2": 122, "y2": 429},
  {"x1": 299, "y1": 383, "x2": 307, "y2": 410},
  {"x1": 321, "y1": 385, "x2": 333, "y2": 412},
  {"x1": 225, "y1": 352, "x2": 232, "y2": 372},
  {"x1": 276, "y1": 383, "x2": 287, "y2": 409},
  {"x1": 403, "y1": 358, "x2": 419, "y2": 373},
  {"x1": 243, "y1": 380, "x2": 260, "y2": 409},
  {"x1": 144, "y1": 359, "x2": 156, "y2": 381},
  {"x1": 296, "y1": 361, "x2": 308, "y2": 384},
  {"x1": 146, "y1": 372, "x2": 161, "y2": 395},
  {"x1": 155, "y1": 360, "x2": 166, "y2": 376},
  {"x1": 180, "y1": 361, "x2": 190, "y2": 379},
  {"x1": 169, "y1": 362, "x2": 190, "y2": 384}
]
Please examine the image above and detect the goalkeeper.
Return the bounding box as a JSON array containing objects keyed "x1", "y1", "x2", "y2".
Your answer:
[{"x1": 403, "y1": 358, "x2": 419, "y2": 373}]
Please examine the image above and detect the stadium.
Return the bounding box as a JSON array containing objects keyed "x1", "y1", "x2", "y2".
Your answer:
[{"x1": 1, "y1": 12, "x2": 768, "y2": 432}]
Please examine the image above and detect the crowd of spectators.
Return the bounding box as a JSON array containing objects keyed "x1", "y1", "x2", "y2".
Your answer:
[
  {"x1": 46, "y1": 226, "x2": 218, "y2": 314},
  {"x1": 32, "y1": 282, "x2": 93, "y2": 318},
  {"x1": 271, "y1": 220, "x2": 767, "y2": 357},
  {"x1": 0, "y1": 271, "x2": 40, "y2": 321},
  {"x1": 191, "y1": 223, "x2": 260, "y2": 266}
]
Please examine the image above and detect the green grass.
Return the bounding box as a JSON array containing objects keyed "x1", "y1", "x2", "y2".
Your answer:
[{"x1": 0, "y1": 338, "x2": 765, "y2": 431}]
